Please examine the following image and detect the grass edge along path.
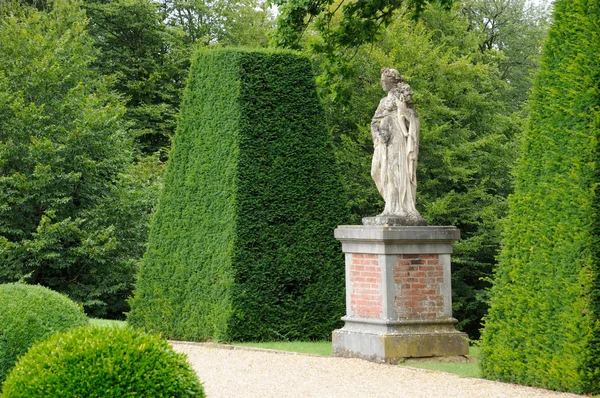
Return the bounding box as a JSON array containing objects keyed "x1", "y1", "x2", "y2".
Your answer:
[
  {"x1": 399, "y1": 346, "x2": 482, "y2": 378},
  {"x1": 231, "y1": 342, "x2": 482, "y2": 379},
  {"x1": 90, "y1": 319, "x2": 481, "y2": 378}
]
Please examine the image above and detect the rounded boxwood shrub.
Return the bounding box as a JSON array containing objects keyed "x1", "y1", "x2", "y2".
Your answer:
[
  {"x1": 0, "y1": 283, "x2": 88, "y2": 383},
  {"x1": 1, "y1": 326, "x2": 205, "y2": 397}
]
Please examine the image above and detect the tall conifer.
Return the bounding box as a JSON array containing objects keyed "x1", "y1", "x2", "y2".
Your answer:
[
  {"x1": 481, "y1": 0, "x2": 600, "y2": 393},
  {"x1": 128, "y1": 49, "x2": 348, "y2": 341}
]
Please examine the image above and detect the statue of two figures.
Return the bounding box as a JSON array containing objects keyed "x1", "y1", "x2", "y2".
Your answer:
[{"x1": 364, "y1": 68, "x2": 427, "y2": 226}]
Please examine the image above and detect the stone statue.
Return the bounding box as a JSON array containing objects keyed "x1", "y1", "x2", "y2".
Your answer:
[{"x1": 364, "y1": 68, "x2": 426, "y2": 226}]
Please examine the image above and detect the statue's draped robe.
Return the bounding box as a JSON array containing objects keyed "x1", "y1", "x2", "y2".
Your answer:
[{"x1": 371, "y1": 94, "x2": 420, "y2": 216}]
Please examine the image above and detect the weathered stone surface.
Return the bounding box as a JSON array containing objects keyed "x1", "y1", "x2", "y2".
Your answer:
[
  {"x1": 363, "y1": 214, "x2": 427, "y2": 227},
  {"x1": 369, "y1": 68, "x2": 424, "y2": 224},
  {"x1": 335, "y1": 225, "x2": 460, "y2": 255},
  {"x1": 332, "y1": 327, "x2": 469, "y2": 364}
]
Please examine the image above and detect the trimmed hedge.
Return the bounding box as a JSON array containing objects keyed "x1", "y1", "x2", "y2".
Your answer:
[
  {"x1": 480, "y1": 1, "x2": 600, "y2": 394},
  {"x1": 128, "y1": 49, "x2": 348, "y2": 341},
  {"x1": 1, "y1": 326, "x2": 204, "y2": 397},
  {"x1": 0, "y1": 283, "x2": 88, "y2": 384}
]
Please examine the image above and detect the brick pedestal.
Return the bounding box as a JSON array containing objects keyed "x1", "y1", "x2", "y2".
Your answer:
[{"x1": 332, "y1": 225, "x2": 468, "y2": 363}]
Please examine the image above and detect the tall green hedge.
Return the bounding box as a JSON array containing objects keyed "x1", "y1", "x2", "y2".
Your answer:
[
  {"x1": 128, "y1": 49, "x2": 348, "y2": 341},
  {"x1": 480, "y1": 1, "x2": 600, "y2": 394}
]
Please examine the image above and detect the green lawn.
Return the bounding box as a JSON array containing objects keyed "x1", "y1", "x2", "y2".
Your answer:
[
  {"x1": 236, "y1": 341, "x2": 481, "y2": 378},
  {"x1": 90, "y1": 319, "x2": 481, "y2": 378},
  {"x1": 398, "y1": 346, "x2": 481, "y2": 378},
  {"x1": 234, "y1": 341, "x2": 333, "y2": 356},
  {"x1": 89, "y1": 318, "x2": 127, "y2": 328}
]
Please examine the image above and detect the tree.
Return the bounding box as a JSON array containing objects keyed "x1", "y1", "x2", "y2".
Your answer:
[
  {"x1": 129, "y1": 49, "x2": 348, "y2": 342},
  {"x1": 461, "y1": 0, "x2": 551, "y2": 111},
  {"x1": 273, "y1": 0, "x2": 452, "y2": 49},
  {"x1": 0, "y1": 0, "x2": 143, "y2": 318},
  {"x1": 159, "y1": 0, "x2": 274, "y2": 46},
  {"x1": 84, "y1": 0, "x2": 190, "y2": 156},
  {"x1": 481, "y1": 0, "x2": 600, "y2": 393},
  {"x1": 82, "y1": 0, "x2": 275, "y2": 157}
]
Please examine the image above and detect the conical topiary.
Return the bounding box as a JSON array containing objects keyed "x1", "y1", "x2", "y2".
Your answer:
[
  {"x1": 481, "y1": 1, "x2": 600, "y2": 394},
  {"x1": 128, "y1": 49, "x2": 348, "y2": 342}
]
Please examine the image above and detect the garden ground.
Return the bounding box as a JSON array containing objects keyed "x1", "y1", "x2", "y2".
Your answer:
[{"x1": 171, "y1": 341, "x2": 584, "y2": 398}]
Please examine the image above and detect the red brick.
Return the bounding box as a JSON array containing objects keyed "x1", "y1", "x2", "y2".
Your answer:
[{"x1": 420, "y1": 254, "x2": 438, "y2": 259}]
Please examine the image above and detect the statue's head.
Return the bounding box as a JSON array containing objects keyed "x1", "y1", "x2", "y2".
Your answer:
[{"x1": 381, "y1": 68, "x2": 402, "y2": 92}]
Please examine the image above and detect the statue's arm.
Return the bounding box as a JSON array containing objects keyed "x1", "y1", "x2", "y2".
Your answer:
[
  {"x1": 397, "y1": 105, "x2": 409, "y2": 138},
  {"x1": 406, "y1": 109, "x2": 420, "y2": 159},
  {"x1": 371, "y1": 99, "x2": 388, "y2": 144}
]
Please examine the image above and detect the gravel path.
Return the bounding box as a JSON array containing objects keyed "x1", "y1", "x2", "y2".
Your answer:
[{"x1": 171, "y1": 342, "x2": 583, "y2": 398}]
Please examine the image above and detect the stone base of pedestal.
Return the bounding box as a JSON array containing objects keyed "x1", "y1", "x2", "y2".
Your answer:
[
  {"x1": 332, "y1": 317, "x2": 468, "y2": 363},
  {"x1": 332, "y1": 225, "x2": 468, "y2": 364}
]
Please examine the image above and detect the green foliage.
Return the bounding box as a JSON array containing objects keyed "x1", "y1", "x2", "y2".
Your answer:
[
  {"x1": 462, "y1": 0, "x2": 551, "y2": 111},
  {"x1": 85, "y1": 0, "x2": 190, "y2": 156},
  {"x1": 273, "y1": 0, "x2": 452, "y2": 50},
  {"x1": 84, "y1": 0, "x2": 275, "y2": 157},
  {"x1": 306, "y1": 3, "x2": 519, "y2": 339},
  {"x1": 159, "y1": 0, "x2": 275, "y2": 47},
  {"x1": 480, "y1": 0, "x2": 600, "y2": 394},
  {"x1": 86, "y1": 154, "x2": 166, "y2": 318},
  {"x1": 0, "y1": 283, "x2": 88, "y2": 384},
  {"x1": 0, "y1": 0, "x2": 142, "y2": 318},
  {"x1": 1, "y1": 326, "x2": 205, "y2": 397},
  {"x1": 129, "y1": 48, "x2": 349, "y2": 342}
]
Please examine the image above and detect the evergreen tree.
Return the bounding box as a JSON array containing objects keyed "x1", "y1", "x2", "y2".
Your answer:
[
  {"x1": 481, "y1": 0, "x2": 600, "y2": 393},
  {"x1": 0, "y1": 0, "x2": 137, "y2": 317},
  {"x1": 128, "y1": 49, "x2": 348, "y2": 341},
  {"x1": 84, "y1": 0, "x2": 190, "y2": 156}
]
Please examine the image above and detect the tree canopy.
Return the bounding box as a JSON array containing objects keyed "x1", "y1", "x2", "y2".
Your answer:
[
  {"x1": 273, "y1": 0, "x2": 453, "y2": 49},
  {"x1": 0, "y1": 0, "x2": 155, "y2": 318}
]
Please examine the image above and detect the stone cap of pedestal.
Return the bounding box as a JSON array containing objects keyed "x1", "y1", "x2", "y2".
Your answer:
[{"x1": 334, "y1": 225, "x2": 460, "y2": 255}]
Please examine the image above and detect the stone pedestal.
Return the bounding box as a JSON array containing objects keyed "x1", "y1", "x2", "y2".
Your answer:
[{"x1": 332, "y1": 225, "x2": 468, "y2": 363}]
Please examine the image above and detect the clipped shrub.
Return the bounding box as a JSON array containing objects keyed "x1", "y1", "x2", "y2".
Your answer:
[
  {"x1": 480, "y1": 0, "x2": 600, "y2": 394},
  {"x1": 128, "y1": 48, "x2": 348, "y2": 341},
  {"x1": 1, "y1": 326, "x2": 205, "y2": 397},
  {"x1": 0, "y1": 283, "x2": 88, "y2": 383}
]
